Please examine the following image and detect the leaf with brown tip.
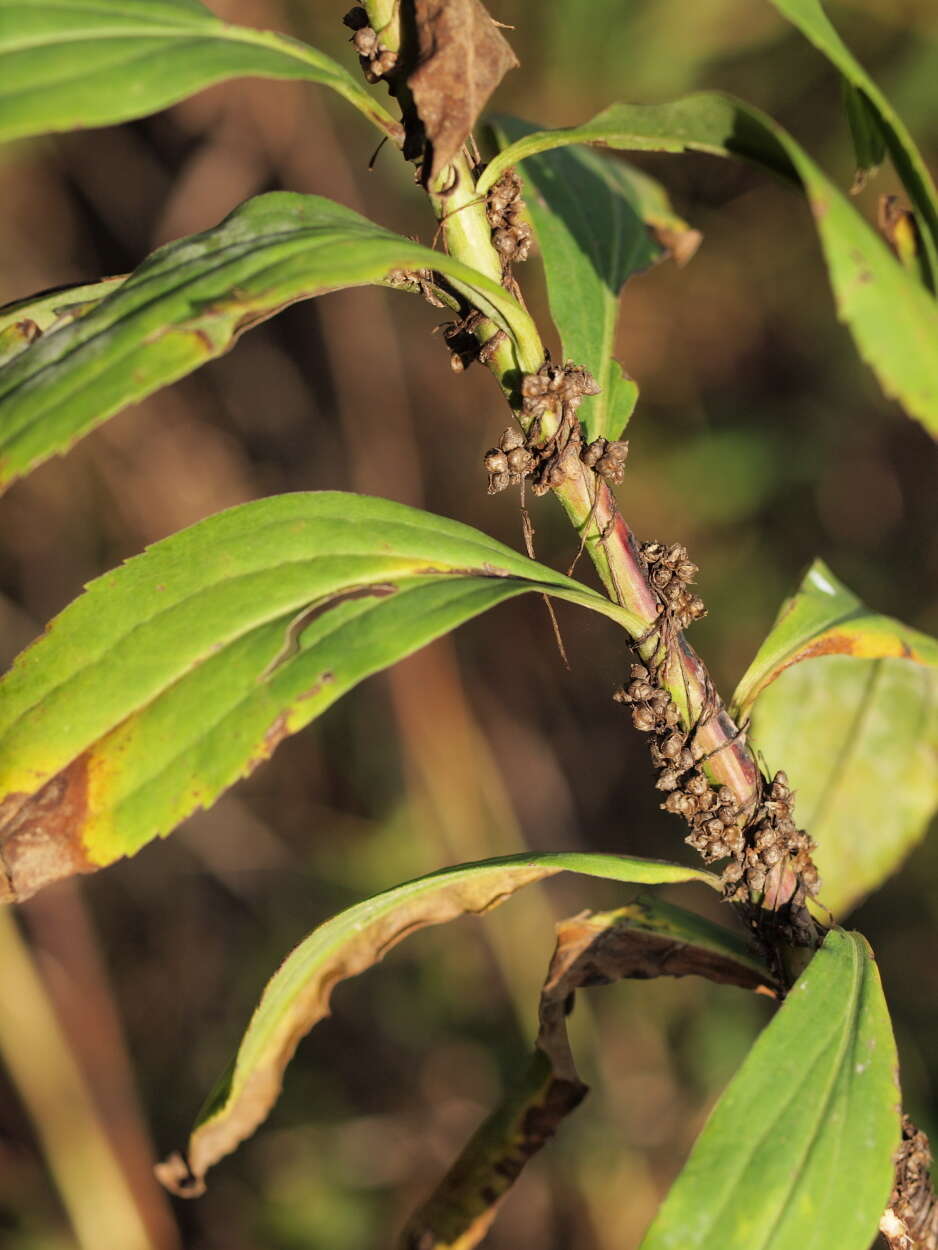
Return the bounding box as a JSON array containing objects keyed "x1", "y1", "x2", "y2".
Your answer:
[
  {"x1": 400, "y1": 897, "x2": 774, "y2": 1248},
  {"x1": 156, "y1": 857, "x2": 719, "y2": 1197}
]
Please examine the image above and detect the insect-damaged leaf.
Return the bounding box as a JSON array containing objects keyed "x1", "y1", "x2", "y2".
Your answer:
[
  {"x1": 0, "y1": 277, "x2": 126, "y2": 367},
  {"x1": 768, "y1": 0, "x2": 938, "y2": 290},
  {"x1": 402, "y1": 897, "x2": 774, "y2": 1249},
  {"x1": 638, "y1": 929, "x2": 900, "y2": 1250},
  {"x1": 478, "y1": 93, "x2": 938, "y2": 437},
  {"x1": 488, "y1": 117, "x2": 700, "y2": 443},
  {"x1": 409, "y1": 0, "x2": 518, "y2": 183},
  {"x1": 156, "y1": 861, "x2": 721, "y2": 1197},
  {"x1": 0, "y1": 492, "x2": 644, "y2": 905},
  {"x1": 0, "y1": 191, "x2": 540, "y2": 492},
  {"x1": 0, "y1": 0, "x2": 402, "y2": 146},
  {"x1": 732, "y1": 560, "x2": 938, "y2": 915}
]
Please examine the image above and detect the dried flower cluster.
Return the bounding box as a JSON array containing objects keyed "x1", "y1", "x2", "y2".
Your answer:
[
  {"x1": 881, "y1": 1117, "x2": 938, "y2": 1250},
  {"x1": 485, "y1": 168, "x2": 533, "y2": 275},
  {"x1": 723, "y1": 770, "x2": 820, "y2": 905},
  {"x1": 639, "y1": 541, "x2": 706, "y2": 631},
  {"x1": 483, "y1": 361, "x2": 632, "y2": 500},
  {"x1": 343, "y1": 7, "x2": 398, "y2": 81},
  {"x1": 615, "y1": 665, "x2": 746, "y2": 868},
  {"x1": 616, "y1": 649, "x2": 820, "y2": 909}
]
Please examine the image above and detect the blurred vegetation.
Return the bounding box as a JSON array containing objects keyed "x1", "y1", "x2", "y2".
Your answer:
[{"x1": 0, "y1": 1, "x2": 936, "y2": 1247}]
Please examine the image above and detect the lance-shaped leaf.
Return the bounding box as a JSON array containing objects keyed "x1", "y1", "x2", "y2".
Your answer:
[
  {"x1": 155, "y1": 862, "x2": 721, "y2": 1197},
  {"x1": 488, "y1": 117, "x2": 700, "y2": 443},
  {"x1": 0, "y1": 492, "x2": 648, "y2": 904},
  {"x1": 0, "y1": 0, "x2": 402, "y2": 145},
  {"x1": 732, "y1": 558, "x2": 938, "y2": 721},
  {"x1": 477, "y1": 93, "x2": 938, "y2": 436},
  {"x1": 402, "y1": 896, "x2": 774, "y2": 1249},
  {"x1": 732, "y1": 560, "x2": 938, "y2": 914},
  {"x1": 639, "y1": 929, "x2": 900, "y2": 1250},
  {"x1": 0, "y1": 191, "x2": 541, "y2": 492},
  {"x1": 769, "y1": 0, "x2": 938, "y2": 290}
]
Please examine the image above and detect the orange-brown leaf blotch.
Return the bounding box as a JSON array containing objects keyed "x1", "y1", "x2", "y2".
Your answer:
[
  {"x1": 409, "y1": 0, "x2": 518, "y2": 182},
  {"x1": 0, "y1": 756, "x2": 95, "y2": 904}
]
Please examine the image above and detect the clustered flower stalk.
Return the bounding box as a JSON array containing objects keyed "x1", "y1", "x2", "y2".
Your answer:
[{"x1": 357, "y1": 0, "x2": 818, "y2": 950}]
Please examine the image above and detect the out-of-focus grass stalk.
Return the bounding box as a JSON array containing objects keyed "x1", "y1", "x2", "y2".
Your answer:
[{"x1": 0, "y1": 908, "x2": 158, "y2": 1250}]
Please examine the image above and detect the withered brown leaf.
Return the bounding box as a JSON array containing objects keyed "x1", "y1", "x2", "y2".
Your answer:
[
  {"x1": 409, "y1": 0, "x2": 518, "y2": 182},
  {"x1": 400, "y1": 899, "x2": 775, "y2": 1248}
]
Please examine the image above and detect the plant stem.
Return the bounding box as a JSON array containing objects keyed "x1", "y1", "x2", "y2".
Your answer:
[{"x1": 429, "y1": 154, "x2": 765, "y2": 837}]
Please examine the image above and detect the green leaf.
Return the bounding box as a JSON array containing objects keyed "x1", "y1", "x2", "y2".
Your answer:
[
  {"x1": 842, "y1": 81, "x2": 885, "y2": 188},
  {"x1": 639, "y1": 929, "x2": 900, "y2": 1250},
  {"x1": 0, "y1": 491, "x2": 644, "y2": 904},
  {"x1": 403, "y1": 894, "x2": 775, "y2": 1250},
  {"x1": 489, "y1": 118, "x2": 700, "y2": 442},
  {"x1": 154, "y1": 856, "x2": 720, "y2": 1196},
  {"x1": 750, "y1": 655, "x2": 938, "y2": 917},
  {"x1": 732, "y1": 558, "x2": 938, "y2": 722},
  {"x1": 478, "y1": 93, "x2": 938, "y2": 436},
  {"x1": 0, "y1": 276, "x2": 126, "y2": 367},
  {"x1": 0, "y1": 191, "x2": 541, "y2": 491},
  {"x1": 769, "y1": 0, "x2": 938, "y2": 290},
  {"x1": 734, "y1": 561, "x2": 938, "y2": 914},
  {"x1": 0, "y1": 0, "x2": 402, "y2": 146}
]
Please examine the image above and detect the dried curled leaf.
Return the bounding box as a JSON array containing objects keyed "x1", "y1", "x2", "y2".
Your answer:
[
  {"x1": 401, "y1": 897, "x2": 774, "y2": 1248},
  {"x1": 410, "y1": 0, "x2": 518, "y2": 182},
  {"x1": 157, "y1": 857, "x2": 718, "y2": 1196}
]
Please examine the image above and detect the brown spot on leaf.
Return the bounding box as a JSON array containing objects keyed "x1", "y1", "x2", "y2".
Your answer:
[
  {"x1": 0, "y1": 756, "x2": 95, "y2": 904},
  {"x1": 409, "y1": 0, "x2": 518, "y2": 183}
]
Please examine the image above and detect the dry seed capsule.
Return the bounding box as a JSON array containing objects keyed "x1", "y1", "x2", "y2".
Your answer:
[
  {"x1": 696, "y1": 789, "x2": 718, "y2": 812},
  {"x1": 748, "y1": 868, "x2": 767, "y2": 893},
  {"x1": 659, "y1": 732, "x2": 684, "y2": 760},
  {"x1": 632, "y1": 705, "x2": 658, "y2": 732},
  {"x1": 488, "y1": 470, "x2": 510, "y2": 494},
  {"x1": 662, "y1": 703, "x2": 681, "y2": 726},
  {"x1": 628, "y1": 680, "x2": 655, "y2": 701},
  {"x1": 686, "y1": 595, "x2": 706, "y2": 619},
  {"x1": 675, "y1": 559, "x2": 698, "y2": 583},
  {"x1": 655, "y1": 767, "x2": 681, "y2": 792},
  {"x1": 676, "y1": 749, "x2": 695, "y2": 771},
  {"x1": 499, "y1": 426, "x2": 524, "y2": 452},
  {"x1": 352, "y1": 25, "x2": 378, "y2": 55},
  {"x1": 723, "y1": 861, "x2": 744, "y2": 884},
  {"x1": 484, "y1": 449, "x2": 508, "y2": 475},
  {"x1": 707, "y1": 840, "x2": 730, "y2": 861},
  {"x1": 506, "y1": 447, "x2": 533, "y2": 475},
  {"x1": 666, "y1": 543, "x2": 687, "y2": 566},
  {"x1": 770, "y1": 771, "x2": 790, "y2": 797},
  {"x1": 582, "y1": 438, "x2": 606, "y2": 468},
  {"x1": 642, "y1": 542, "x2": 665, "y2": 564},
  {"x1": 652, "y1": 566, "x2": 673, "y2": 589},
  {"x1": 762, "y1": 844, "x2": 783, "y2": 866},
  {"x1": 717, "y1": 786, "x2": 734, "y2": 806},
  {"x1": 629, "y1": 664, "x2": 649, "y2": 681},
  {"x1": 597, "y1": 457, "x2": 626, "y2": 485},
  {"x1": 703, "y1": 817, "x2": 726, "y2": 839},
  {"x1": 662, "y1": 791, "x2": 693, "y2": 816},
  {"x1": 685, "y1": 772, "x2": 708, "y2": 797}
]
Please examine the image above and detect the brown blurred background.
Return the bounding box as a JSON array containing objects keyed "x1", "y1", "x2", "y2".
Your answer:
[{"x1": 1, "y1": 2, "x2": 937, "y2": 1247}]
